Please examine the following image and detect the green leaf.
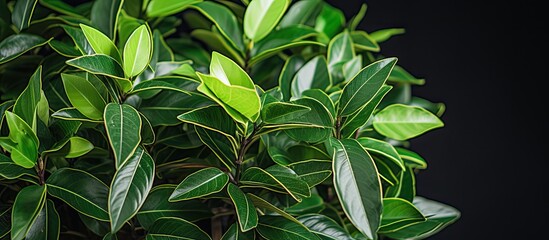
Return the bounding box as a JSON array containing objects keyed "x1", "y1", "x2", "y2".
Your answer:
[
  {"x1": 221, "y1": 223, "x2": 255, "y2": 240},
  {"x1": 358, "y1": 137, "x2": 405, "y2": 171},
  {"x1": 109, "y1": 147, "x2": 155, "y2": 233},
  {"x1": 147, "y1": 217, "x2": 212, "y2": 240},
  {"x1": 227, "y1": 183, "x2": 258, "y2": 232},
  {"x1": 4, "y1": 111, "x2": 39, "y2": 168},
  {"x1": 351, "y1": 31, "x2": 380, "y2": 52},
  {"x1": 302, "y1": 89, "x2": 336, "y2": 119},
  {"x1": 191, "y1": 1, "x2": 245, "y2": 52},
  {"x1": 104, "y1": 103, "x2": 142, "y2": 169},
  {"x1": 283, "y1": 98, "x2": 333, "y2": 143},
  {"x1": 177, "y1": 105, "x2": 237, "y2": 142},
  {"x1": 11, "y1": 185, "x2": 47, "y2": 240},
  {"x1": 51, "y1": 107, "x2": 102, "y2": 123},
  {"x1": 331, "y1": 138, "x2": 382, "y2": 239},
  {"x1": 66, "y1": 54, "x2": 126, "y2": 80},
  {"x1": 285, "y1": 194, "x2": 324, "y2": 215},
  {"x1": 279, "y1": 0, "x2": 322, "y2": 28},
  {"x1": 247, "y1": 193, "x2": 304, "y2": 226},
  {"x1": 315, "y1": 3, "x2": 345, "y2": 40},
  {"x1": 11, "y1": 0, "x2": 38, "y2": 31},
  {"x1": 370, "y1": 28, "x2": 405, "y2": 43},
  {"x1": 385, "y1": 167, "x2": 416, "y2": 202},
  {"x1": 396, "y1": 147, "x2": 427, "y2": 169},
  {"x1": 80, "y1": 24, "x2": 121, "y2": 62},
  {"x1": 90, "y1": 0, "x2": 123, "y2": 39},
  {"x1": 0, "y1": 206, "x2": 11, "y2": 238},
  {"x1": 262, "y1": 102, "x2": 311, "y2": 124},
  {"x1": 410, "y1": 97, "x2": 445, "y2": 117},
  {"x1": 147, "y1": 0, "x2": 202, "y2": 17},
  {"x1": 291, "y1": 56, "x2": 330, "y2": 98},
  {"x1": 279, "y1": 56, "x2": 305, "y2": 101},
  {"x1": 123, "y1": 25, "x2": 152, "y2": 78},
  {"x1": 379, "y1": 198, "x2": 425, "y2": 233},
  {"x1": 13, "y1": 66, "x2": 41, "y2": 127},
  {"x1": 287, "y1": 159, "x2": 331, "y2": 188},
  {"x1": 169, "y1": 167, "x2": 229, "y2": 201},
  {"x1": 137, "y1": 185, "x2": 213, "y2": 230},
  {"x1": 244, "y1": 0, "x2": 290, "y2": 42},
  {"x1": 46, "y1": 168, "x2": 110, "y2": 221},
  {"x1": 63, "y1": 25, "x2": 94, "y2": 55},
  {"x1": 0, "y1": 34, "x2": 48, "y2": 64},
  {"x1": 388, "y1": 65, "x2": 425, "y2": 85},
  {"x1": 39, "y1": 0, "x2": 85, "y2": 17},
  {"x1": 25, "y1": 199, "x2": 60, "y2": 240},
  {"x1": 190, "y1": 29, "x2": 245, "y2": 67},
  {"x1": 251, "y1": 25, "x2": 318, "y2": 57},
  {"x1": 328, "y1": 31, "x2": 354, "y2": 71},
  {"x1": 194, "y1": 127, "x2": 236, "y2": 170},
  {"x1": 241, "y1": 165, "x2": 311, "y2": 202},
  {"x1": 297, "y1": 214, "x2": 354, "y2": 240},
  {"x1": 348, "y1": 3, "x2": 367, "y2": 31},
  {"x1": 373, "y1": 104, "x2": 444, "y2": 140},
  {"x1": 340, "y1": 85, "x2": 392, "y2": 138},
  {"x1": 0, "y1": 153, "x2": 37, "y2": 179},
  {"x1": 383, "y1": 197, "x2": 460, "y2": 239},
  {"x1": 65, "y1": 136, "x2": 94, "y2": 158},
  {"x1": 338, "y1": 58, "x2": 397, "y2": 116},
  {"x1": 61, "y1": 73, "x2": 106, "y2": 120},
  {"x1": 257, "y1": 216, "x2": 321, "y2": 240}
]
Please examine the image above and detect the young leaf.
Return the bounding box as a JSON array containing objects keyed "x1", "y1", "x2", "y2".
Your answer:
[
  {"x1": 11, "y1": 185, "x2": 47, "y2": 240},
  {"x1": 379, "y1": 198, "x2": 425, "y2": 233},
  {"x1": 338, "y1": 58, "x2": 397, "y2": 116},
  {"x1": 297, "y1": 214, "x2": 354, "y2": 240},
  {"x1": 109, "y1": 147, "x2": 155, "y2": 233},
  {"x1": 227, "y1": 183, "x2": 258, "y2": 232},
  {"x1": 396, "y1": 147, "x2": 427, "y2": 169},
  {"x1": 13, "y1": 66, "x2": 41, "y2": 127},
  {"x1": 0, "y1": 34, "x2": 48, "y2": 64},
  {"x1": 351, "y1": 31, "x2": 380, "y2": 52},
  {"x1": 370, "y1": 28, "x2": 406, "y2": 43},
  {"x1": 331, "y1": 138, "x2": 382, "y2": 240},
  {"x1": 279, "y1": 0, "x2": 323, "y2": 27},
  {"x1": 257, "y1": 216, "x2": 321, "y2": 240},
  {"x1": 315, "y1": 3, "x2": 345, "y2": 40},
  {"x1": 147, "y1": 217, "x2": 212, "y2": 240},
  {"x1": 90, "y1": 0, "x2": 123, "y2": 39},
  {"x1": 61, "y1": 73, "x2": 106, "y2": 120},
  {"x1": 373, "y1": 104, "x2": 444, "y2": 140},
  {"x1": 11, "y1": 0, "x2": 38, "y2": 31},
  {"x1": 65, "y1": 136, "x2": 94, "y2": 158},
  {"x1": 169, "y1": 167, "x2": 229, "y2": 201},
  {"x1": 147, "y1": 0, "x2": 202, "y2": 17},
  {"x1": 123, "y1": 25, "x2": 152, "y2": 78},
  {"x1": 46, "y1": 168, "x2": 110, "y2": 221},
  {"x1": 80, "y1": 24, "x2": 121, "y2": 62},
  {"x1": 4, "y1": 111, "x2": 39, "y2": 168},
  {"x1": 388, "y1": 65, "x2": 425, "y2": 85},
  {"x1": 104, "y1": 103, "x2": 142, "y2": 169},
  {"x1": 291, "y1": 56, "x2": 331, "y2": 98},
  {"x1": 244, "y1": 0, "x2": 290, "y2": 42}
]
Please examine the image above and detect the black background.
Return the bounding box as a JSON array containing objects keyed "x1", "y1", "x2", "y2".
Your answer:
[{"x1": 327, "y1": 0, "x2": 547, "y2": 239}]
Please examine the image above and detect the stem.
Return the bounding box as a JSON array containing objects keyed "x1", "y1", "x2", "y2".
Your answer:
[
  {"x1": 36, "y1": 157, "x2": 46, "y2": 185},
  {"x1": 335, "y1": 117, "x2": 342, "y2": 139},
  {"x1": 354, "y1": 129, "x2": 360, "y2": 139},
  {"x1": 234, "y1": 124, "x2": 259, "y2": 183}
]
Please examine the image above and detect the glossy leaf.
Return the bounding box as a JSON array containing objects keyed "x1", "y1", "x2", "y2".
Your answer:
[
  {"x1": 287, "y1": 159, "x2": 332, "y2": 187},
  {"x1": 370, "y1": 28, "x2": 405, "y2": 43},
  {"x1": 385, "y1": 167, "x2": 416, "y2": 202},
  {"x1": 147, "y1": 217, "x2": 211, "y2": 240},
  {"x1": 65, "y1": 136, "x2": 94, "y2": 158},
  {"x1": 80, "y1": 24, "x2": 121, "y2": 62},
  {"x1": 25, "y1": 199, "x2": 60, "y2": 240},
  {"x1": 328, "y1": 31, "x2": 354, "y2": 69},
  {"x1": 123, "y1": 25, "x2": 152, "y2": 78},
  {"x1": 61, "y1": 73, "x2": 106, "y2": 120},
  {"x1": 348, "y1": 3, "x2": 367, "y2": 31},
  {"x1": 109, "y1": 147, "x2": 155, "y2": 233},
  {"x1": 279, "y1": 56, "x2": 305, "y2": 101},
  {"x1": 247, "y1": 193, "x2": 304, "y2": 226},
  {"x1": 51, "y1": 107, "x2": 102, "y2": 123},
  {"x1": 285, "y1": 194, "x2": 324, "y2": 215},
  {"x1": 279, "y1": 0, "x2": 322, "y2": 27},
  {"x1": 227, "y1": 183, "x2": 258, "y2": 232},
  {"x1": 315, "y1": 3, "x2": 345, "y2": 40},
  {"x1": 0, "y1": 206, "x2": 10, "y2": 238},
  {"x1": 63, "y1": 25, "x2": 94, "y2": 55},
  {"x1": 373, "y1": 104, "x2": 444, "y2": 140},
  {"x1": 177, "y1": 105, "x2": 237, "y2": 142},
  {"x1": 331, "y1": 138, "x2": 382, "y2": 239},
  {"x1": 4, "y1": 111, "x2": 38, "y2": 168},
  {"x1": 147, "y1": 0, "x2": 202, "y2": 17},
  {"x1": 0, "y1": 34, "x2": 48, "y2": 64},
  {"x1": 104, "y1": 103, "x2": 142, "y2": 169},
  {"x1": 262, "y1": 102, "x2": 311, "y2": 124},
  {"x1": 338, "y1": 58, "x2": 397, "y2": 116},
  {"x1": 244, "y1": 0, "x2": 290, "y2": 42},
  {"x1": 46, "y1": 168, "x2": 109, "y2": 221},
  {"x1": 379, "y1": 198, "x2": 425, "y2": 233},
  {"x1": 358, "y1": 137, "x2": 405, "y2": 170},
  {"x1": 291, "y1": 56, "x2": 331, "y2": 98},
  {"x1": 0, "y1": 153, "x2": 36, "y2": 179},
  {"x1": 241, "y1": 165, "x2": 311, "y2": 202},
  {"x1": 137, "y1": 185, "x2": 212, "y2": 230},
  {"x1": 251, "y1": 25, "x2": 318, "y2": 57},
  {"x1": 11, "y1": 185, "x2": 47, "y2": 240},
  {"x1": 351, "y1": 31, "x2": 380, "y2": 52},
  {"x1": 66, "y1": 54, "x2": 126, "y2": 79},
  {"x1": 297, "y1": 214, "x2": 353, "y2": 240},
  {"x1": 396, "y1": 147, "x2": 427, "y2": 169},
  {"x1": 195, "y1": 127, "x2": 237, "y2": 170},
  {"x1": 340, "y1": 85, "x2": 392, "y2": 138},
  {"x1": 39, "y1": 0, "x2": 85, "y2": 17},
  {"x1": 13, "y1": 66, "x2": 41, "y2": 126},
  {"x1": 221, "y1": 223, "x2": 255, "y2": 240},
  {"x1": 169, "y1": 167, "x2": 229, "y2": 201},
  {"x1": 191, "y1": 1, "x2": 245, "y2": 52},
  {"x1": 90, "y1": 0, "x2": 123, "y2": 39},
  {"x1": 11, "y1": 0, "x2": 38, "y2": 30},
  {"x1": 283, "y1": 98, "x2": 333, "y2": 143},
  {"x1": 257, "y1": 216, "x2": 320, "y2": 240}
]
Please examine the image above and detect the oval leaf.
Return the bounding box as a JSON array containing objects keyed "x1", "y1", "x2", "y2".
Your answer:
[
  {"x1": 90, "y1": 0, "x2": 123, "y2": 39},
  {"x1": 11, "y1": 185, "x2": 47, "y2": 240},
  {"x1": 240, "y1": 165, "x2": 310, "y2": 202},
  {"x1": 66, "y1": 54, "x2": 125, "y2": 79},
  {"x1": 190, "y1": 1, "x2": 244, "y2": 52},
  {"x1": 13, "y1": 66, "x2": 41, "y2": 126},
  {"x1": 123, "y1": 25, "x2": 152, "y2": 78},
  {"x1": 0, "y1": 34, "x2": 48, "y2": 64},
  {"x1": 373, "y1": 104, "x2": 444, "y2": 140},
  {"x1": 147, "y1": 0, "x2": 203, "y2": 17},
  {"x1": 104, "y1": 103, "x2": 142, "y2": 169},
  {"x1": 257, "y1": 216, "x2": 320, "y2": 240},
  {"x1": 80, "y1": 24, "x2": 121, "y2": 62},
  {"x1": 61, "y1": 73, "x2": 106, "y2": 120},
  {"x1": 147, "y1": 217, "x2": 211, "y2": 240},
  {"x1": 0, "y1": 153, "x2": 37, "y2": 179},
  {"x1": 262, "y1": 102, "x2": 311, "y2": 124},
  {"x1": 379, "y1": 198, "x2": 425, "y2": 233},
  {"x1": 291, "y1": 56, "x2": 331, "y2": 98},
  {"x1": 244, "y1": 0, "x2": 290, "y2": 42},
  {"x1": 11, "y1": 0, "x2": 38, "y2": 31},
  {"x1": 227, "y1": 183, "x2": 258, "y2": 232},
  {"x1": 169, "y1": 167, "x2": 229, "y2": 201}
]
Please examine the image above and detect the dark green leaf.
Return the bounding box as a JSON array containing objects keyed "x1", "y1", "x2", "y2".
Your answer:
[
  {"x1": 61, "y1": 73, "x2": 106, "y2": 120},
  {"x1": 11, "y1": 185, "x2": 47, "y2": 240},
  {"x1": 63, "y1": 25, "x2": 94, "y2": 55},
  {"x1": 388, "y1": 65, "x2": 425, "y2": 85},
  {"x1": 140, "y1": 90, "x2": 212, "y2": 127},
  {"x1": 191, "y1": 29, "x2": 245, "y2": 67},
  {"x1": 283, "y1": 98, "x2": 333, "y2": 143},
  {"x1": 147, "y1": 217, "x2": 211, "y2": 240},
  {"x1": 220, "y1": 223, "x2": 255, "y2": 240},
  {"x1": 46, "y1": 168, "x2": 109, "y2": 221},
  {"x1": 90, "y1": 0, "x2": 123, "y2": 39},
  {"x1": 287, "y1": 159, "x2": 331, "y2": 188},
  {"x1": 409, "y1": 97, "x2": 446, "y2": 117},
  {"x1": 331, "y1": 138, "x2": 382, "y2": 239},
  {"x1": 0, "y1": 153, "x2": 37, "y2": 179},
  {"x1": 241, "y1": 165, "x2": 310, "y2": 202},
  {"x1": 13, "y1": 66, "x2": 41, "y2": 126},
  {"x1": 279, "y1": 0, "x2": 322, "y2": 27},
  {"x1": 109, "y1": 147, "x2": 155, "y2": 233},
  {"x1": 0, "y1": 206, "x2": 11, "y2": 238},
  {"x1": 191, "y1": 1, "x2": 245, "y2": 52},
  {"x1": 251, "y1": 25, "x2": 318, "y2": 57},
  {"x1": 0, "y1": 34, "x2": 48, "y2": 64},
  {"x1": 39, "y1": 0, "x2": 85, "y2": 17},
  {"x1": 297, "y1": 214, "x2": 353, "y2": 240},
  {"x1": 262, "y1": 102, "x2": 311, "y2": 124},
  {"x1": 379, "y1": 198, "x2": 425, "y2": 233},
  {"x1": 194, "y1": 127, "x2": 236, "y2": 170},
  {"x1": 358, "y1": 137, "x2": 405, "y2": 170},
  {"x1": 104, "y1": 103, "x2": 142, "y2": 169},
  {"x1": 79, "y1": 213, "x2": 109, "y2": 237},
  {"x1": 340, "y1": 85, "x2": 392, "y2": 138},
  {"x1": 328, "y1": 31, "x2": 354, "y2": 73},
  {"x1": 49, "y1": 39, "x2": 81, "y2": 57},
  {"x1": 373, "y1": 104, "x2": 444, "y2": 140},
  {"x1": 257, "y1": 216, "x2": 320, "y2": 240},
  {"x1": 11, "y1": 0, "x2": 38, "y2": 31},
  {"x1": 227, "y1": 183, "x2": 258, "y2": 232},
  {"x1": 291, "y1": 56, "x2": 330, "y2": 98},
  {"x1": 131, "y1": 77, "x2": 193, "y2": 95},
  {"x1": 66, "y1": 54, "x2": 126, "y2": 80},
  {"x1": 25, "y1": 200, "x2": 60, "y2": 240},
  {"x1": 302, "y1": 89, "x2": 336, "y2": 119},
  {"x1": 51, "y1": 107, "x2": 102, "y2": 123},
  {"x1": 169, "y1": 167, "x2": 229, "y2": 201},
  {"x1": 396, "y1": 147, "x2": 427, "y2": 169},
  {"x1": 338, "y1": 58, "x2": 397, "y2": 116},
  {"x1": 279, "y1": 56, "x2": 305, "y2": 101},
  {"x1": 178, "y1": 105, "x2": 237, "y2": 143},
  {"x1": 285, "y1": 194, "x2": 324, "y2": 215},
  {"x1": 147, "y1": 0, "x2": 202, "y2": 17}
]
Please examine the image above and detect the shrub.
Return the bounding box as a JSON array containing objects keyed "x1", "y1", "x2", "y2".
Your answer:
[{"x1": 0, "y1": 0, "x2": 459, "y2": 239}]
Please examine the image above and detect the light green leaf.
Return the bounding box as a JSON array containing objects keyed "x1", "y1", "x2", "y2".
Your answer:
[
  {"x1": 65, "y1": 136, "x2": 94, "y2": 158},
  {"x1": 147, "y1": 217, "x2": 212, "y2": 240},
  {"x1": 46, "y1": 168, "x2": 109, "y2": 221},
  {"x1": 262, "y1": 102, "x2": 311, "y2": 124},
  {"x1": 13, "y1": 66, "x2": 41, "y2": 127},
  {"x1": 291, "y1": 56, "x2": 330, "y2": 98},
  {"x1": 227, "y1": 183, "x2": 258, "y2": 232},
  {"x1": 257, "y1": 216, "x2": 321, "y2": 240},
  {"x1": 351, "y1": 31, "x2": 380, "y2": 52},
  {"x1": 338, "y1": 58, "x2": 397, "y2": 116},
  {"x1": 61, "y1": 73, "x2": 106, "y2": 120},
  {"x1": 379, "y1": 198, "x2": 425, "y2": 233},
  {"x1": 297, "y1": 214, "x2": 354, "y2": 240},
  {"x1": 388, "y1": 65, "x2": 425, "y2": 85},
  {"x1": 90, "y1": 0, "x2": 123, "y2": 39},
  {"x1": 109, "y1": 147, "x2": 155, "y2": 233},
  {"x1": 396, "y1": 147, "x2": 427, "y2": 169},
  {"x1": 370, "y1": 28, "x2": 405, "y2": 43},
  {"x1": 11, "y1": 0, "x2": 38, "y2": 31},
  {"x1": 340, "y1": 85, "x2": 392, "y2": 138},
  {"x1": 4, "y1": 111, "x2": 38, "y2": 168},
  {"x1": 0, "y1": 34, "x2": 48, "y2": 64},
  {"x1": 80, "y1": 24, "x2": 121, "y2": 62},
  {"x1": 315, "y1": 3, "x2": 345, "y2": 40},
  {"x1": 348, "y1": 3, "x2": 367, "y2": 31},
  {"x1": 123, "y1": 25, "x2": 152, "y2": 78},
  {"x1": 373, "y1": 104, "x2": 444, "y2": 140},
  {"x1": 104, "y1": 103, "x2": 142, "y2": 169},
  {"x1": 358, "y1": 137, "x2": 405, "y2": 171},
  {"x1": 241, "y1": 165, "x2": 310, "y2": 202},
  {"x1": 147, "y1": 0, "x2": 202, "y2": 17},
  {"x1": 328, "y1": 31, "x2": 354, "y2": 69},
  {"x1": 51, "y1": 108, "x2": 102, "y2": 123},
  {"x1": 169, "y1": 167, "x2": 229, "y2": 201},
  {"x1": 331, "y1": 138, "x2": 382, "y2": 239},
  {"x1": 11, "y1": 185, "x2": 47, "y2": 240},
  {"x1": 244, "y1": 0, "x2": 290, "y2": 42}
]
